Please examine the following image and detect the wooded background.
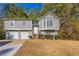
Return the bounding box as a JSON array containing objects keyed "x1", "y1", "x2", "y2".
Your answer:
[{"x1": 0, "y1": 3, "x2": 79, "y2": 40}]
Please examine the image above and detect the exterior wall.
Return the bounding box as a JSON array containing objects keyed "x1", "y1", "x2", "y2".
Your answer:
[
  {"x1": 5, "y1": 31, "x2": 32, "y2": 39},
  {"x1": 4, "y1": 20, "x2": 32, "y2": 30},
  {"x1": 38, "y1": 14, "x2": 59, "y2": 30}
]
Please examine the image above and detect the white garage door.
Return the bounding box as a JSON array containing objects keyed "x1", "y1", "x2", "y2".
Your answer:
[
  {"x1": 21, "y1": 32, "x2": 30, "y2": 39},
  {"x1": 6, "y1": 32, "x2": 19, "y2": 39}
]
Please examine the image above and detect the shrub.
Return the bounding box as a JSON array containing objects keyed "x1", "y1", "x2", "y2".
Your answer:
[
  {"x1": 39, "y1": 34, "x2": 59, "y2": 39},
  {"x1": 0, "y1": 30, "x2": 5, "y2": 40}
]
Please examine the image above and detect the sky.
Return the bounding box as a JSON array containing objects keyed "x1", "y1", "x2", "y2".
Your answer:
[
  {"x1": 0, "y1": 3, "x2": 43, "y2": 17},
  {"x1": 16, "y1": 3, "x2": 43, "y2": 10}
]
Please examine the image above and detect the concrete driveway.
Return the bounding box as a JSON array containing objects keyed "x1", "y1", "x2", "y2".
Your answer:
[{"x1": 0, "y1": 40, "x2": 25, "y2": 56}]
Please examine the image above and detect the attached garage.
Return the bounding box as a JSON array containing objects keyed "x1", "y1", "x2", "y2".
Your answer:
[
  {"x1": 21, "y1": 32, "x2": 32, "y2": 39},
  {"x1": 6, "y1": 31, "x2": 32, "y2": 39},
  {"x1": 6, "y1": 31, "x2": 19, "y2": 39}
]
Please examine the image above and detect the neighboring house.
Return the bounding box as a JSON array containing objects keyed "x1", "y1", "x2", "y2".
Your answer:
[{"x1": 3, "y1": 11, "x2": 60, "y2": 39}]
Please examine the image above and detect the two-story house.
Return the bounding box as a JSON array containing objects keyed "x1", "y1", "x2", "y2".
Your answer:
[{"x1": 4, "y1": 11, "x2": 60, "y2": 39}]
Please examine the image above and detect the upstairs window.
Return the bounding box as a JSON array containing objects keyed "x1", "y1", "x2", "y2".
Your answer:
[
  {"x1": 47, "y1": 20, "x2": 53, "y2": 28},
  {"x1": 23, "y1": 21, "x2": 26, "y2": 26},
  {"x1": 11, "y1": 21, "x2": 15, "y2": 26}
]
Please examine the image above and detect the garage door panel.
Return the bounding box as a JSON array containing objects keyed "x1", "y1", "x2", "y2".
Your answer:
[
  {"x1": 6, "y1": 32, "x2": 19, "y2": 39},
  {"x1": 21, "y1": 32, "x2": 30, "y2": 39},
  {"x1": 12, "y1": 32, "x2": 19, "y2": 39}
]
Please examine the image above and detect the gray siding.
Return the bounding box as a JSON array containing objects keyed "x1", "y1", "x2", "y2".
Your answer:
[
  {"x1": 39, "y1": 14, "x2": 59, "y2": 30},
  {"x1": 4, "y1": 20, "x2": 32, "y2": 30}
]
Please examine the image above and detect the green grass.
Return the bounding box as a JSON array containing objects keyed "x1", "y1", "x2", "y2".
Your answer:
[{"x1": 14, "y1": 40, "x2": 79, "y2": 56}]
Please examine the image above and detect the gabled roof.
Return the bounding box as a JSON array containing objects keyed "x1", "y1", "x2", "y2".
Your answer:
[{"x1": 37, "y1": 11, "x2": 60, "y2": 21}]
